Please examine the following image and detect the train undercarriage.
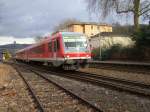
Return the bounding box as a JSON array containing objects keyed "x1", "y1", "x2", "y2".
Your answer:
[{"x1": 16, "y1": 58, "x2": 89, "y2": 70}]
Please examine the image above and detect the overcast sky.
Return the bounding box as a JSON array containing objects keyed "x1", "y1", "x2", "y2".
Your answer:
[
  {"x1": 0, "y1": 36, "x2": 34, "y2": 45},
  {"x1": 0, "y1": 0, "x2": 96, "y2": 38},
  {"x1": 0, "y1": 0, "x2": 149, "y2": 39}
]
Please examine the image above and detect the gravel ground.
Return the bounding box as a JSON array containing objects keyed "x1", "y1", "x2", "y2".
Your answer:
[
  {"x1": 43, "y1": 73, "x2": 150, "y2": 112},
  {"x1": 80, "y1": 68, "x2": 150, "y2": 84},
  {"x1": 0, "y1": 64, "x2": 36, "y2": 112},
  {"x1": 19, "y1": 67, "x2": 96, "y2": 112}
]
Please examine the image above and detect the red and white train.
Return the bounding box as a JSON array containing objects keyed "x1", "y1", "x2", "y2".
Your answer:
[{"x1": 15, "y1": 32, "x2": 91, "y2": 70}]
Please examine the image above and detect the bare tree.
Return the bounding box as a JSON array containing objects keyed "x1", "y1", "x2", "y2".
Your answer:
[
  {"x1": 53, "y1": 18, "x2": 80, "y2": 31},
  {"x1": 86, "y1": 0, "x2": 150, "y2": 32}
]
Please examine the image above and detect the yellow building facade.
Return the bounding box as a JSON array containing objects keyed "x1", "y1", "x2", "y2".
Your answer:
[{"x1": 60, "y1": 22, "x2": 112, "y2": 37}]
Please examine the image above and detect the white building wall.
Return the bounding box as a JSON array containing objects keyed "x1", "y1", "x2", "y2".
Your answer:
[{"x1": 90, "y1": 36, "x2": 135, "y2": 49}]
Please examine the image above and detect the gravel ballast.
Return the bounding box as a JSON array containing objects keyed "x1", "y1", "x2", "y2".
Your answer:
[
  {"x1": 0, "y1": 64, "x2": 35, "y2": 112},
  {"x1": 80, "y1": 68, "x2": 150, "y2": 85},
  {"x1": 43, "y1": 73, "x2": 150, "y2": 112}
]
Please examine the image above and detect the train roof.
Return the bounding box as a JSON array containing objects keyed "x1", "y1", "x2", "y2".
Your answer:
[
  {"x1": 16, "y1": 36, "x2": 51, "y2": 53},
  {"x1": 61, "y1": 32, "x2": 84, "y2": 36},
  {"x1": 52, "y1": 31, "x2": 85, "y2": 37}
]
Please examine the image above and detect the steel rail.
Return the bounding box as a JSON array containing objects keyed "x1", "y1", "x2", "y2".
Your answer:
[
  {"x1": 75, "y1": 71, "x2": 150, "y2": 88},
  {"x1": 12, "y1": 62, "x2": 150, "y2": 98},
  {"x1": 64, "y1": 74, "x2": 150, "y2": 97},
  {"x1": 31, "y1": 66, "x2": 150, "y2": 98},
  {"x1": 12, "y1": 62, "x2": 102, "y2": 112},
  {"x1": 89, "y1": 63, "x2": 150, "y2": 74},
  {"x1": 91, "y1": 66, "x2": 150, "y2": 74},
  {"x1": 31, "y1": 70, "x2": 102, "y2": 112},
  {"x1": 14, "y1": 66, "x2": 45, "y2": 112}
]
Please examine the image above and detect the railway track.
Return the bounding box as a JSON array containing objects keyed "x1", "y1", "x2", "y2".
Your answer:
[
  {"x1": 40, "y1": 70, "x2": 150, "y2": 98},
  {"x1": 89, "y1": 63, "x2": 150, "y2": 75},
  {"x1": 14, "y1": 66, "x2": 44, "y2": 112},
  {"x1": 13, "y1": 64, "x2": 102, "y2": 112},
  {"x1": 17, "y1": 63, "x2": 150, "y2": 98},
  {"x1": 65, "y1": 71, "x2": 150, "y2": 97}
]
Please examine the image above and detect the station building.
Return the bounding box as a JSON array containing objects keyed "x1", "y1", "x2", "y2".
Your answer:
[{"x1": 58, "y1": 22, "x2": 112, "y2": 37}]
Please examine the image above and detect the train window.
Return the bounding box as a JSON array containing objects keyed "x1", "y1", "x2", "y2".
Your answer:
[
  {"x1": 30, "y1": 48, "x2": 34, "y2": 54},
  {"x1": 57, "y1": 39, "x2": 60, "y2": 50},
  {"x1": 54, "y1": 41, "x2": 57, "y2": 52},
  {"x1": 48, "y1": 42, "x2": 52, "y2": 52},
  {"x1": 38, "y1": 45, "x2": 44, "y2": 53},
  {"x1": 32, "y1": 45, "x2": 44, "y2": 54},
  {"x1": 54, "y1": 39, "x2": 60, "y2": 52}
]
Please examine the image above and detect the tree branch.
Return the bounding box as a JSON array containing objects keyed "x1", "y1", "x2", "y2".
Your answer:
[
  {"x1": 115, "y1": 1, "x2": 134, "y2": 14},
  {"x1": 140, "y1": 8, "x2": 150, "y2": 16},
  {"x1": 116, "y1": 9, "x2": 134, "y2": 14},
  {"x1": 140, "y1": 3, "x2": 150, "y2": 13},
  {"x1": 143, "y1": 13, "x2": 150, "y2": 20}
]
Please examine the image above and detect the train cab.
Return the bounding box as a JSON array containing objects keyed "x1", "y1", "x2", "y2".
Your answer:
[{"x1": 60, "y1": 32, "x2": 91, "y2": 70}]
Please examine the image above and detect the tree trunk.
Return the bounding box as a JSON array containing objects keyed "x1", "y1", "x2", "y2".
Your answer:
[{"x1": 134, "y1": 0, "x2": 140, "y2": 32}]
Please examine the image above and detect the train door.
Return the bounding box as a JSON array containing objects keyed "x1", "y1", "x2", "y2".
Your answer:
[
  {"x1": 53, "y1": 39, "x2": 57, "y2": 60},
  {"x1": 48, "y1": 41, "x2": 53, "y2": 58},
  {"x1": 52, "y1": 38, "x2": 61, "y2": 67}
]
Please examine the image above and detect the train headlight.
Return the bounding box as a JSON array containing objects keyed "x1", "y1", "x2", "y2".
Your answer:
[
  {"x1": 86, "y1": 55, "x2": 89, "y2": 57},
  {"x1": 64, "y1": 55, "x2": 70, "y2": 60}
]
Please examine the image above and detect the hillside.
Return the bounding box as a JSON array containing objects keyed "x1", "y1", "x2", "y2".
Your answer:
[{"x1": 0, "y1": 44, "x2": 31, "y2": 55}]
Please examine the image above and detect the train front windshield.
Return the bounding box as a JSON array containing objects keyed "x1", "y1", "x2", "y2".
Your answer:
[{"x1": 63, "y1": 35, "x2": 89, "y2": 53}]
